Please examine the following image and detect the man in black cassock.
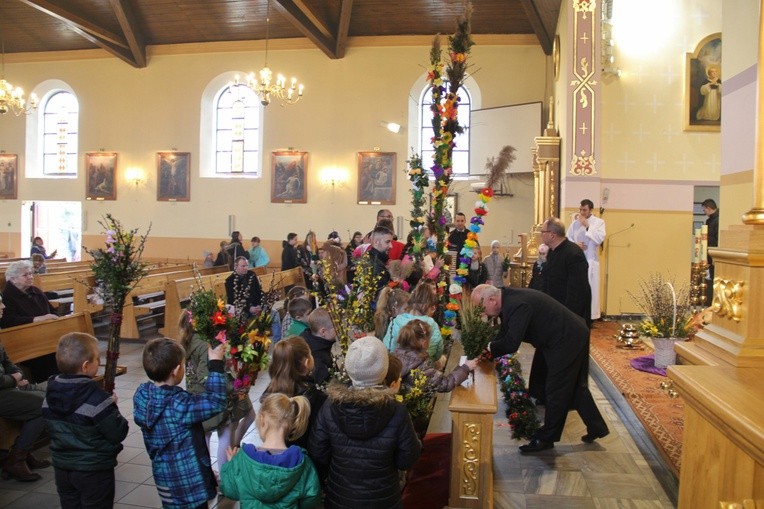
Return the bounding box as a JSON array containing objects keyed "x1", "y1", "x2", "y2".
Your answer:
[
  {"x1": 471, "y1": 284, "x2": 609, "y2": 453},
  {"x1": 529, "y1": 217, "x2": 592, "y2": 403}
]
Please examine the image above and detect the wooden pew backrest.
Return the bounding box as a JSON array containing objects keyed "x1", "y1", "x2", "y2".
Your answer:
[{"x1": 0, "y1": 312, "x2": 94, "y2": 364}]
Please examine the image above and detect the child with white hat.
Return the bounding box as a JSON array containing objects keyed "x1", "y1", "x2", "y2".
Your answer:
[{"x1": 309, "y1": 336, "x2": 422, "y2": 508}]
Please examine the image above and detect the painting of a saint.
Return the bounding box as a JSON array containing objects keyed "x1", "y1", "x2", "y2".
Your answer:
[
  {"x1": 0, "y1": 155, "x2": 18, "y2": 200},
  {"x1": 685, "y1": 33, "x2": 721, "y2": 131},
  {"x1": 357, "y1": 152, "x2": 396, "y2": 205}
]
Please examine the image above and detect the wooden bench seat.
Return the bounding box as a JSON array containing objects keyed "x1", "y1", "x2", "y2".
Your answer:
[{"x1": 0, "y1": 312, "x2": 126, "y2": 450}]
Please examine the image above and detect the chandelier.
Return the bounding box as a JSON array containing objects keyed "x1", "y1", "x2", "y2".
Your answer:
[
  {"x1": 235, "y1": 0, "x2": 304, "y2": 106},
  {"x1": 0, "y1": 42, "x2": 38, "y2": 116}
]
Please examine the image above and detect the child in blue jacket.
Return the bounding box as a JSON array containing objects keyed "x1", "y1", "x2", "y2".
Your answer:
[{"x1": 133, "y1": 337, "x2": 227, "y2": 509}]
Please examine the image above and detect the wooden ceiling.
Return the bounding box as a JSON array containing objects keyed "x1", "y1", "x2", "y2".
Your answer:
[{"x1": 0, "y1": 0, "x2": 561, "y2": 68}]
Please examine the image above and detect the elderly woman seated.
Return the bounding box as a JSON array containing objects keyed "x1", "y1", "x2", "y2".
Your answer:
[
  {"x1": 0, "y1": 260, "x2": 59, "y2": 382},
  {"x1": 0, "y1": 296, "x2": 51, "y2": 482}
]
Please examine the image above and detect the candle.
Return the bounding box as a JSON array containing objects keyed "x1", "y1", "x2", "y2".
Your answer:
[
  {"x1": 700, "y1": 225, "x2": 708, "y2": 263},
  {"x1": 693, "y1": 228, "x2": 701, "y2": 264},
  {"x1": 519, "y1": 233, "x2": 527, "y2": 263}
]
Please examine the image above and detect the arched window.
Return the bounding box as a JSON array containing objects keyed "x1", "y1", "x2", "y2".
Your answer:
[
  {"x1": 25, "y1": 80, "x2": 79, "y2": 179},
  {"x1": 42, "y1": 91, "x2": 79, "y2": 176},
  {"x1": 418, "y1": 84, "x2": 472, "y2": 175},
  {"x1": 215, "y1": 84, "x2": 260, "y2": 174},
  {"x1": 200, "y1": 72, "x2": 263, "y2": 178}
]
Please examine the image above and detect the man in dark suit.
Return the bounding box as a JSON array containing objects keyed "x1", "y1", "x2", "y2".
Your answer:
[
  {"x1": 529, "y1": 217, "x2": 592, "y2": 403},
  {"x1": 471, "y1": 284, "x2": 609, "y2": 453}
]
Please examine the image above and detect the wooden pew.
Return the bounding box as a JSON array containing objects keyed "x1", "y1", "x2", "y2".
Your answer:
[
  {"x1": 160, "y1": 271, "x2": 233, "y2": 341},
  {"x1": 448, "y1": 359, "x2": 498, "y2": 509},
  {"x1": 258, "y1": 267, "x2": 305, "y2": 299},
  {"x1": 160, "y1": 267, "x2": 304, "y2": 341},
  {"x1": 119, "y1": 265, "x2": 228, "y2": 339},
  {"x1": 119, "y1": 269, "x2": 196, "y2": 339},
  {"x1": 0, "y1": 312, "x2": 99, "y2": 450}
]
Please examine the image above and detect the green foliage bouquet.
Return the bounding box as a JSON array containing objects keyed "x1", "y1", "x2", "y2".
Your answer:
[{"x1": 459, "y1": 293, "x2": 498, "y2": 359}]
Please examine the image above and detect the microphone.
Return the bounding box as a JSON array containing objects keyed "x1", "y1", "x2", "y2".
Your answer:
[{"x1": 610, "y1": 223, "x2": 635, "y2": 237}]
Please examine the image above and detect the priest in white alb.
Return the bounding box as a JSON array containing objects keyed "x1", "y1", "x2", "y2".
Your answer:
[{"x1": 566, "y1": 199, "x2": 606, "y2": 321}]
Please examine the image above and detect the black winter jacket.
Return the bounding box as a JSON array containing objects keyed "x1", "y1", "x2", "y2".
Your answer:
[
  {"x1": 43, "y1": 374, "x2": 129, "y2": 471},
  {"x1": 309, "y1": 383, "x2": 421, "y2": 509}
]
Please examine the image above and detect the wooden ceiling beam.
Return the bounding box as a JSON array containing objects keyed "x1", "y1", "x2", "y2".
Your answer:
[
  {"x1": 66, "y1": 24, "x2": 139, "y2": 67},
  {"x1": 334, "y1": 0, "x2": 354, "y2": 59},
  {"x1": 273, "y1": 0, "x2": 339, "y2": 59},
  {"x1": 518, "y1": 0, "x2": 553, "y2": 55},
  {"x1": 109, "y1": 0, "x2": 147, "y2": 68},
  {"x1": 17, "y1": 0, "x2": 129, "y2": 49}
]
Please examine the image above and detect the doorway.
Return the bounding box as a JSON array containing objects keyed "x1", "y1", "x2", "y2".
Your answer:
[{"x1": 21, "y1": 201, "x2": 82, "y2": 261}]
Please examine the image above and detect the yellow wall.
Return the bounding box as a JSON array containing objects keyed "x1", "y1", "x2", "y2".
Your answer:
[{"x1": 0, "y1": 42, "x2": 544, "y2": 256}]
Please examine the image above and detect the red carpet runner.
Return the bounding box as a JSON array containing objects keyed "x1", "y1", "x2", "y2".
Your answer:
[
  {"x1": 589, "y1": 321, "x2": 684, "y2": 475},
  {"x1": 401, "y1": 433, "x2": 451, "y2": 509}
]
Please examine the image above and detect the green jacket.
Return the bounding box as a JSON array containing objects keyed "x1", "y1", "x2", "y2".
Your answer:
[
  {"x1": 220, "y1": 445, "x2": 321, "y2": 509},
  {"x1": 42, "y1": 375, "x2": 128, "y2": 471}
]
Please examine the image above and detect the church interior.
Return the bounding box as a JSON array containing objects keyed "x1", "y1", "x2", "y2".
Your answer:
[{"x1": 1, "y1": 0, "x2": 763, "y2": 508}]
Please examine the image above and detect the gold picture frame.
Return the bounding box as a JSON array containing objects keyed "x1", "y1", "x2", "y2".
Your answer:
[
  {"x1": 0, "y1": 154, "x2": 19, "y2": 200},
  {"x1": 684, "y1": 33, "x2": 722, "y2": 132},
  {"x1": 157, "y1": 152, "x2": 191, "y2": 201},
  {"x1": 85, "y1": 152, "x2": 117, "y2": 201},
  {"x1": 271, "y1": 151, "x2": 308, "y2": 204},
  {"x1": 357, "y1": 152, "x2": 396, "y2": 205}
]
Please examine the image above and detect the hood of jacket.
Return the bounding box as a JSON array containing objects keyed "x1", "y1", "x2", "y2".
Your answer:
[
  {"x1": 282, "y1": 240, "x2": 293, "y2": 250},
  {"x1": 392, "y1": 348, "x2": 427, "y2": 379},
  {"x1": 45, "y1": 375, "x2": 101, "y2": 417},
  {"x1": 325, "y1": 382, "x2": 397, "y2": 440},
  {"x1": 133, "y1": 382, "x2": 181, "y2": 432},
  {"x1": 239, "y1": 446, "x2": 308, "y2": 502}
]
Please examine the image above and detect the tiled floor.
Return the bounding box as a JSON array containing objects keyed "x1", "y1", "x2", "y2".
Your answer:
[{"x1": 0, "y1": 332, "x2": 677, "y2": 508}]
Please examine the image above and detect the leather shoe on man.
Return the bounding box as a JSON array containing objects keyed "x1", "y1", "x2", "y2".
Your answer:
[
  {"x1": 519, "y1": 439, "x2": 554, "y2": 453},
  {"x1": 581, "y1": 429, "x2": 610, "y2": 443}
]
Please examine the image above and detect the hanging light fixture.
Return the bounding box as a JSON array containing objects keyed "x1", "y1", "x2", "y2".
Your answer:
[
  {"x1": 0, "y1": 41, "x2": 38, "y2": 116},
  {"x1": 234, "y1": 0, "x2": 304, "y2": 106}
]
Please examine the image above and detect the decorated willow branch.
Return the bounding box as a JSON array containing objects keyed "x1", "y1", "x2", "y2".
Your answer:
[
  {"x1": 84, "y1": 214, "x2": 150, "y2": 394},
  {"x1": 407, "y1": 153, "x2": 429, "y2": 262},
  {"x1": 424, "y1": 2, "x2": 474, "y2": 336}
]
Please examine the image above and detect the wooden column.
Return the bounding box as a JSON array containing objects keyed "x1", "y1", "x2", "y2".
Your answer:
[{"x1": 448, "y1": 360, "x2": 498, "y2": 509}]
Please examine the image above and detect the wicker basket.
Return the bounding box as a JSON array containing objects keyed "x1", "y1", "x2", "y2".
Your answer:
[{"x1": 653, "y1": 337, "x2": 678, "y2": 368}]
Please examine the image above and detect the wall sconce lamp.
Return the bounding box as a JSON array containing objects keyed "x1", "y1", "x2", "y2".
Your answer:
[
  {"x1": 380, "y1": 121, "x2": 402, "y2": 134},
  {"x1": 320, "y1": 167, "x2": 348, "y2": 189},
  {"x1": 125, "y1": 167, "x2": 146, "y2": 187}
]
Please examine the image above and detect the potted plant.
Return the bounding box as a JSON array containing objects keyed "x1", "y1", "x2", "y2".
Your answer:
[{"x1": 628, "y1": 273, "x2": 697, "y2": 368}]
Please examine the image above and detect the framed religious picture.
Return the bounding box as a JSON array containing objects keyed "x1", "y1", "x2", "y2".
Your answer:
[
  {"x1": 0, "y1": 154, "x2": 18, "y2": 200},
  {"x1": 85, "y1": 152, "x2": 117, "y2": 201},
  {"x1": 157, "y1": 152, "x2": 191, "y2": 201},
  {"x1": 357, "y1": 151, "x2": 396, "y2": 205},
  {"x1": 271, "y1": 151, "x2": 308, "y2": 203},
  {"x1": 684, "y1": 33, "x2": 722, "y2": 132}
]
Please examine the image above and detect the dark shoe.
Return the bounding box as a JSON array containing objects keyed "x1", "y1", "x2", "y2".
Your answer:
[
  {"x1": 25, "y1": 452, "x2": 51, "y2": 470},
  {"x1": 1, "y1": 449, "x2": 42, "y2": 482},
  {"x1": 519, "y1": 439, "x2": 554, "y2": 453},
  {"x1": 581, "y1": 429, "x2": 610, "y2": 443}
]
